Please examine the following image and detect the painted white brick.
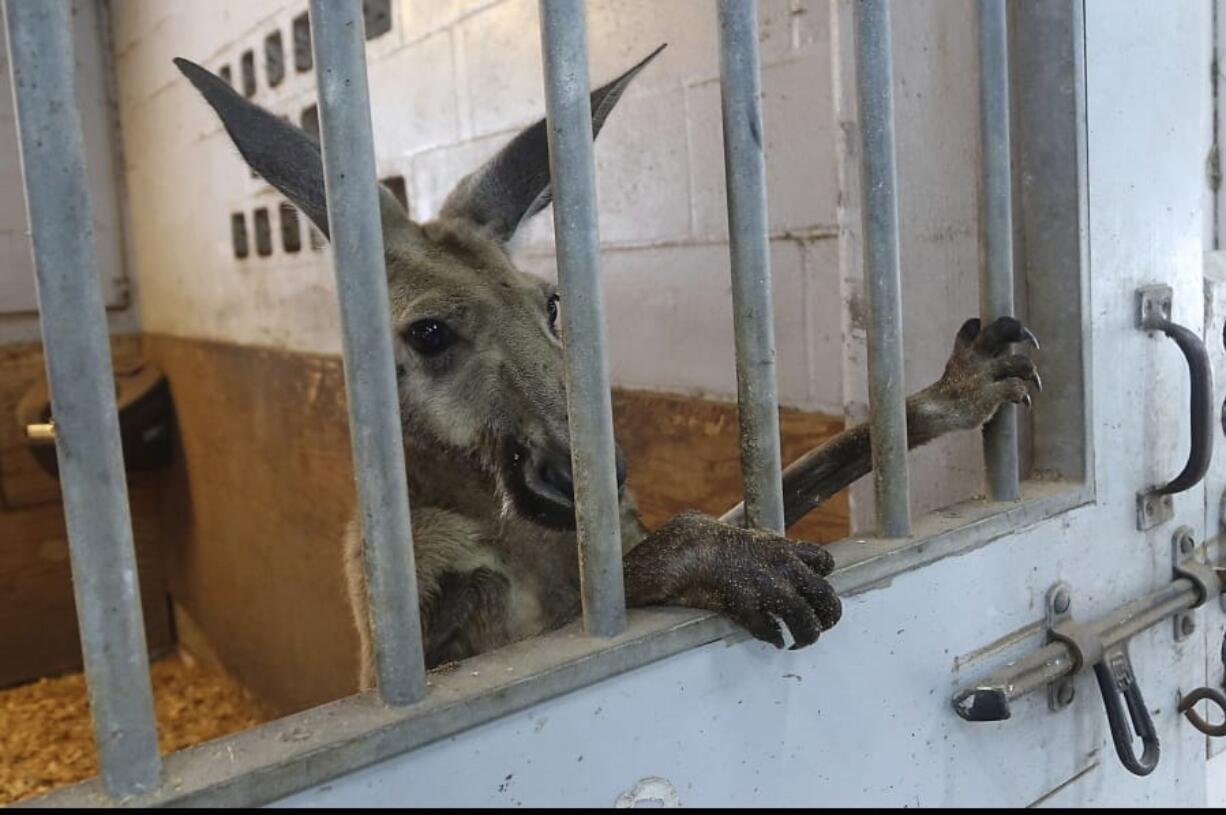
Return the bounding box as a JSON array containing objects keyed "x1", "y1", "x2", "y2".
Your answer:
[
  {"x1": 454, "y1": 0, "x2": 543, "y2": 137},
  {"x1": 455, "y1": 0, "x2": 806, "y2": 140},
  {"x1": 583, "y1": 239, "x2": 814, "y2": 407},
  {"x1": 114, "y1": 1, "x2": 285, "y2": 114},
  {"x1": 687, "y1": 46, "x2": 837, "y2": 240},
  {"x1": 108, "y1": 0, "x2": 177, "y2": 57},
  {"x1": 369, "y1": 31, "x2": 461, "y2": 160},
  {"x1": 586, "y1": 0, "x2": 799, "y2": 89},
  {"x1": 799, "y1": 237, "x2": 844, "y2": 413},
  {"x1": 591, "y1": 84, "x2": 691, "y2": 245},
  {"x1": 409, "y1": 80, "x2": 689, "y2": 248},
  {"x1": 110, "y1": 0, "x2": 863, "y2": 414},
  {"x1": 407, "y1": 129, "x2": 511, "y2": 222},
  {"x1": 400, "y1": 0, "x2": 499, "y2": 42}
]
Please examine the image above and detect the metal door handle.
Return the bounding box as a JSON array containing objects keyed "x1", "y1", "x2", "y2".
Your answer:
[
  {"x1": 1139, "y1": 285, "x2": 1214, "y2": 496},
  {"x1": 1136, "y1": 285, "x2": 1214, "y2": 529}
]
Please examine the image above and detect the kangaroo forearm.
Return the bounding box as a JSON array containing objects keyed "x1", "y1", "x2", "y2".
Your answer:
[{"x1": 720, "y1": 389, "x2": 947, "y2": 531}]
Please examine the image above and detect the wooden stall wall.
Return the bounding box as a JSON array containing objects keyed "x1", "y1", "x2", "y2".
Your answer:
[
  {"x1": 0, "y1": 337, "x2": 171, "y2": 689},
  {"x1": 144, "y1": 334, "x2": 847, "y2": 715}
]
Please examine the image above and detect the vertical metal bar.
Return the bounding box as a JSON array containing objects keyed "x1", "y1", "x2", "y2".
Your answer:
[
  {"x1": 852, "y1": 0, "x2": 912, "y2": 537},
  {"x1": 309, "y1": 0, "x2": 425, "y2": 705},
  {"x1": 717, "y1": 0, "x2": 786, "y2": 534},
  {"x1": 538, "y1": 0, "x2": 626, "y2": 638},
  {"x1": 978, "y1": 0, "x2": 1021, "y2": 501},
  {"x1": 3, "y1": 0, "x2": 160, "y2": 796}
]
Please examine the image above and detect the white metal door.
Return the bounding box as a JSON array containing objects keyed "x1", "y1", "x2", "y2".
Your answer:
[{"x1": 260, "y1": 0, "x2": 1223, "y2": 807}]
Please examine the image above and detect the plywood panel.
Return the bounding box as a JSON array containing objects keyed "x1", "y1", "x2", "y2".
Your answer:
[{"x1": 144, "y1": 334, "x2": 360, "y2": 715}]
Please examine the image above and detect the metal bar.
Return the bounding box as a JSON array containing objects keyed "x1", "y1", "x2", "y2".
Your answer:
[
  {"x1": 953, "y1": 578, "x2": 1201, "y2": 720},
  {"x1": 3, "y1": 0, "x2": 161, "y2": 796},
  {"x1": 977, "y1": 0, "x2": 1020, "y2": 501},
  {"x1": 538, "y1": 0, "x2": 627, "y2": 638},
  {"x1": 716, "y1": 0, "x2": 786, "y2": 534},
  {"x1": 309, "y1": 0, "x2": 425, "y2": 705},
  {"x1": 852, "y1": 0, "x2": 912, "y2": 537}
]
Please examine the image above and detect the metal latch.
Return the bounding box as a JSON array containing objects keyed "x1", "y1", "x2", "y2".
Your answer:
[{"x1": 953, "y1": 528, "x2": 1226, "y2": 777}]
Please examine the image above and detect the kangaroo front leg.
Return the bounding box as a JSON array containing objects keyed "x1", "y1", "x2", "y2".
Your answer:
[
  {"x1": 623, "y1": 511, "x2": 841, "y2": 649},
  {"x1": 722, "y1": 316, "x2": 1041, "y2": 530}
]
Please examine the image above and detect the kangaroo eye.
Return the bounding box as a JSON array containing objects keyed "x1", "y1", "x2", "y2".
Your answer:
[
  {"x1": 547, "y1": 294, "x2": 561, "y2": 335},
  {"x1": 405, "y1": 319, "x2": 455, "y2": 357}
]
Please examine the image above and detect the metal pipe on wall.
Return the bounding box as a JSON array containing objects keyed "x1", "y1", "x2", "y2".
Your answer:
[
  {"x1": 3, "y1": 0, "x2": 161, "y2": 796},
  {"x1": 852, "y1": 0, "x2": 912, "y2": 537},
  {"x1": 309, "y1": 0, "x2": 426, "y2": 705},
  {"x1": 977, "y1": 0, "x2": 1021, "y2": 502},
  {"x1": 716, "y1": 0, "x2": 786, "y2": 534},
  {"x1": 538, "y1": 0, "x2": 627, "y2": 638}
]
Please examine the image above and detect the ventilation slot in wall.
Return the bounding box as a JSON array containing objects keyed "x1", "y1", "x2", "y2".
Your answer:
[
  {"x1": 231, "y1": 212, "x2": 249, "y2": 259},
  {"x1": 293, "y1": 13, "x2": 312, "y2": 73},
  {"x1": 254, "y1": 208, "x2": 273, "y2": 257},
  {"x1": 301, "y1": 103, "x2": 320, "y2": 143},
  {"x1": 240, "y1": 49, "x2": 256, "y2": 98},
  {"x1": 265, "y1": 30, "x2": 285, "y2": 88},
  {"x1": 364, "y1": 0, "x2": 392, "y2": 40},
  {"x1": 280, "y1": 203, "x2": 302, "y2": 254},
  {"x1": 219, "y1": 64, "x2": 232, "y2": 86},
  {"x1": 310, "y1": 226, "x2": 326, "y2": 252}
]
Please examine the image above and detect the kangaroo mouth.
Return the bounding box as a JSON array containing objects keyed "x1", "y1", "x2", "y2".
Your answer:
[{"x1": 502, "y1": 439, "x2": 577, "y2": 530}]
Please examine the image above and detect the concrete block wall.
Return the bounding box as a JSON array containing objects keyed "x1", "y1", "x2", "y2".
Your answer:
[{"x1": 109, "y1": 0, "x2": 989, "y2": 524}]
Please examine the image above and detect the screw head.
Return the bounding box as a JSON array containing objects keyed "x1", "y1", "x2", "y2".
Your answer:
[
  {"x1": 1181, "y1": 615, "x2": 1196, "y2": 637},
  {"x1": 1056, "y1": 678, "x2": 1075, "y2": 706},
  {"x1": 1052, "y1": 588, "x2": 1071, "y2": 615}
]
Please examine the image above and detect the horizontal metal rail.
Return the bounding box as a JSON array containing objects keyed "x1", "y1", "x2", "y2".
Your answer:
[
  {"x1": 309, "y1": 0, "x2": 426, "y2": 705},
  {"x1": 853, "y1": 0, "x2": 912, "y2": 537},
  {"x1": 538, "y1": 0, "x2": 627, "y2": 638},
  {"x1": 4, "y1": 0, "x2": 161, "y2": 796},
  {"x1": 717, "y1": 0, "x2": 786, "y2": 534}
]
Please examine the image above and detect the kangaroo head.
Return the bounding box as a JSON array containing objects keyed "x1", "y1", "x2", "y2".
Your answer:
[{"x1": 173, "y1": 46, "x2": 663, "y2": 530}]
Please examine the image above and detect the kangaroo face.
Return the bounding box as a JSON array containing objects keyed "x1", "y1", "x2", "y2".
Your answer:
[
  {"x1": 382, "y1": 216, "x2": 625, "y2": 528},
  {"x1": 173, "y1": 47, "x2": 661, "y2": 529}
]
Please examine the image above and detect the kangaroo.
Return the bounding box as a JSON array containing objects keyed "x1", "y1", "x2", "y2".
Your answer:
[{"x1": 173, "y1": 48, "x2": 1040, "y2": 688}]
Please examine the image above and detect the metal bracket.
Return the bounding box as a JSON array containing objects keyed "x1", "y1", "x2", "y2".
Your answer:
[
  {"x1": 1045, "y1": 583, "x2": 1076, "y2": 711},
  {"x1": 1137, "y1": 492, "x2": 1174, "y2": 531},
  {"x1": 1172, "y1": 527, "x2": 1201, "y2": 641},
  {"x1": 1137, "y1": 284, "x2": 1173, "y2": 330}
]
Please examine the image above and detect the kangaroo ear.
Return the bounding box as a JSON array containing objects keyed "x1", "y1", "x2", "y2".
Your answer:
[
  {"x1": 175, "y1": 57, "x2": 331, "y2": 235},
  {"x1": 439, "y1": 44, "x2": 666, "y2": 245}
]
